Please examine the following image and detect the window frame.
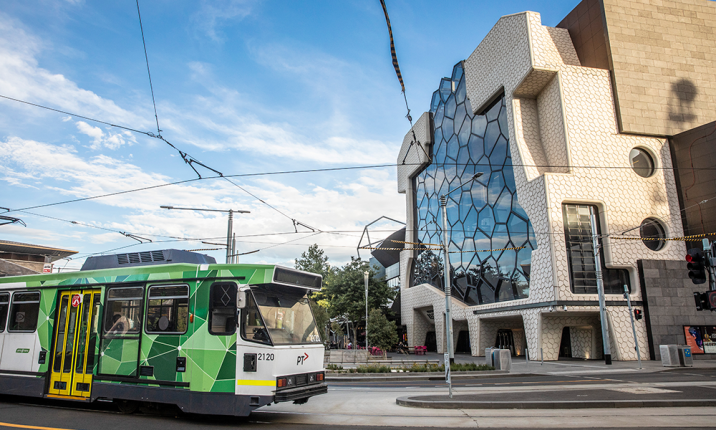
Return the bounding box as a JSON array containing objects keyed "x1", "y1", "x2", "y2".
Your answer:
[
  {"x1": 562, "y1": 204, "x2": 631, "y2": 295},
  {"x1": 0, "y1": 292, "x2": 9, "y2": 333},
  {"x1": 8, "y1": 290, "x2": 41, "y2": 333},
  {"x1": 239, "y1": 289, "x2": 272, "y2": 346},
  {"x1": 144, "y1": 284, "x2": 190, "y2": 335},
  {"x1": 103, "y1": 285, "x2": 145, "y2": 339},
  {"x1": 629, "y1": 147, "x2": 656, "y2": 178},
  {"x1": 640, "y1": 217, "x2": 667, "y2": 252},
  {"x1": 208, "y1": 282, "x2": 238, "y2": 336}
]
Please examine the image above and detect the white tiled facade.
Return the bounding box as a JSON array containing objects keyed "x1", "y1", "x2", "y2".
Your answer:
[{"x1": 397, "y1": 11, "x2": 685, "y2": 360}]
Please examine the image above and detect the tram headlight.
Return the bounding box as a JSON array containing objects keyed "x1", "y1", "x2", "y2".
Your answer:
[
  {"x1": 277, "y1": 377, "x2": 287, "y2": 388},
  {"x1": 316, "y1": 372, "x2": 324, "y2": 382}
]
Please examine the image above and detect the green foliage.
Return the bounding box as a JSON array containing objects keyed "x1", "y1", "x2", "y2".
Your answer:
[
  {"x1": 323, "y1": 256, "x2": 395, "y2": 342},
  {"x1": 367, "y1": 308, "x2": 397, "y2": 357},
  {"x1": 326, "y1": 364, "x2": 343, "y2": 370},
  {"x1": 309, "y1": 299, "x2": 329, "y2": 342},
  {"x1": 401, "y1": 363, "x2": 442, "y2": 372},
  {"x1": 399, "y1": 363, "x2": 494, "y2": 372},
  {"x1": 355, "y1": 364, "x2": 392, "y2": 373},
  {"x1": 330, "y1": 321, "x2": 344, "y2": 337},
  {"x1": 296, "y1": 244, "x2": 334, "y2": 341},
  {"x1": 449, "y1": 363, "x2": 494, "y2": 371},
  {"x1": 295, "y1": 244, "x2": 332, "y2": 279}
]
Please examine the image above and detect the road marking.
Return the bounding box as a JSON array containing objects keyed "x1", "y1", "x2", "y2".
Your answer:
[{"x1": 0, "y1": 422, "x2": 73, "y2": 430}]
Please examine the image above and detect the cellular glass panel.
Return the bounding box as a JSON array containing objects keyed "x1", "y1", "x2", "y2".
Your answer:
[{"x1": 412, "y1": 62, "x2": 537, "y2": 306}]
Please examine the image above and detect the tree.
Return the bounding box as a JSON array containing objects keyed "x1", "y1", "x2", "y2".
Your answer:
[
  {"x1": 367, "y1": 308, "x2": 398, "y2": 358},
  {"x1": 323, "y1": 257, "x2": 395, "y2": 345},
  {"x1": 295, "y1": 244, "x2": 332, "y2": 278},
  {"x1": 296, "y1": 244, "x2": 334, "y2": 342}
]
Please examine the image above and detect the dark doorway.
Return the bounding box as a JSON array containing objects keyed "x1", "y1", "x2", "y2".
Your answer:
[
  {"x1": 425, "y1": 331, "x2": 437, "y2": 352},
  {"x1": 456, "y1": 330, "x2": 470, "y2": 353},
  {"x1": 559, "y1": 327, "x2": 572, "y2": 358},
  {"x1": 495, "y1": 329, "x2": 515, "y2": 355}
]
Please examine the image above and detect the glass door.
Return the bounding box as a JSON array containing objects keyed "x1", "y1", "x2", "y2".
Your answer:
[{"x1": 49, "y1": 289, "x2": 101, "y2": 398}]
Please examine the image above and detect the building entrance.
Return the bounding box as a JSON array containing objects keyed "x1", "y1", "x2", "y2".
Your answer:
[
  {"x1": 495, "y1": 329, "x2": 515, "y2": 355},
  {"x1": 559, "y1": 327, "x2": 572, "y2": 358}
]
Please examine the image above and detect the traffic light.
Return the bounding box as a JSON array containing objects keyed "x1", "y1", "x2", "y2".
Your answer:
[
  {"x1": 695, "y1": 292, "x2": 710, "y2": 311},
  {"x1": 686, "y1": 248, "x2": 707, "y2": 284},
  {"x1": 695, "y1": 291, "x2": 716, "y2": 311},
  {"x1": 634, "y1": 309, "x2": 643, "y2": 320}
]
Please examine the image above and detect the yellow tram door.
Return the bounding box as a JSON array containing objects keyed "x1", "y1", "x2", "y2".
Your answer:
[{"x1": 49, "y1": 289, "x2": 101, "y2": 398}]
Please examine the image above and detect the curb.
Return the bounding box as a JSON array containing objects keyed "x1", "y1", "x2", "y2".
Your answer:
[
  {"x1": 326, "y1": 370, "x2": 525, "y2": 382},
  {"x1": 396, "y1": 397, "x2": 716, "y2": 409}
]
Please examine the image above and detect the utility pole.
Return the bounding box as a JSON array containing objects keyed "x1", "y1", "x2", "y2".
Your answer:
[
  {"x1": 160, "y1": 206, "x2": 249, "y2": 263},
  {"x1": 589, "y1": 206, "x2": 611, "y2": 365},
  {"x1": 623, "y1": 285, "x2": 642, "y2": 369},
  {"x1": 364, "y1": 271, "x2": 369, "y2": 352},
  {"x1": 440, "y1": 172, "x2": 483, "y2": 398}
]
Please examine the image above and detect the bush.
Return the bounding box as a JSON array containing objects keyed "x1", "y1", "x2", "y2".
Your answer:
[
  {"x1": 399, "y1": 363, "x2": 494, "y2": 372},
  {"x1": 326, "y1": 364, "x2": 343, "y2": 370},
  {"x1": 450, "y1": 363, "x2": 494, "y2": 371},
  {"x1": 355, "y1": 364, "x2": 392, "y2": 373}
]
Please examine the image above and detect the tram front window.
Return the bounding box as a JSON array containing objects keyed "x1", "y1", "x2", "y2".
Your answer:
[{"x1": 251, "y1": 284, "x2": 321, "y2": 345}]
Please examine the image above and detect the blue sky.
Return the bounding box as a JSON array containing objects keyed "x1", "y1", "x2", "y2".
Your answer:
[{"x1": 1, "y1": 0, "x2": 580, "y2": 270}]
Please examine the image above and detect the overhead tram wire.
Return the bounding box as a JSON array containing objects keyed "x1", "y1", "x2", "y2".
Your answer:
[
  {"x1": 136, "y1": 0, "x2": 161, "y2": 138},
  {"x1": 378, "y1": 0, "x2": 430, "y2": 164}
]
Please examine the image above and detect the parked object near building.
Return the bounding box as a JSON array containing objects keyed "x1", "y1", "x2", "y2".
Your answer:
[
  {"x1": 0, "y1": 249, "x2": 326, "y2": 416},
  {"x1": 391, "y1": 0, "x2": 716, "y2": 362}
]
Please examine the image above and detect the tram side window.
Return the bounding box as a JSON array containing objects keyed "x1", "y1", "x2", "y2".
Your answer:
[
  {"x1": 0, "y1": 293, "x2": 9, "y2": 332},
  {"x1": 146, "y1": 285, "x2": 189, "y2": 334},
  {"x1": 104, "y1": 286, "x2": 143, "y2": 337},
  {"x1": 240, "y1": 292, "x2": 271, "y2": 345},
  {"x1": 209, "y1": 282, "x2": 237, "y2": 335},
  {"x1": 9, "y1": 291, "x2": 41, "y2": 332}
]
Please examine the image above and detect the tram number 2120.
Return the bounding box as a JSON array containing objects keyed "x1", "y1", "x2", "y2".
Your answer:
[{"x1": 257, "y1": 353, "x2": 274, "y2": 361}]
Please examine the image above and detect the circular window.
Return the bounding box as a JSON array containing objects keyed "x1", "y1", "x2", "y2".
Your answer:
[
  {"x1": 640, "y1": 218, "x2": 666, "y2": 251},
  {"x1": 629, "y1": 148, "x2": 655, "y2": 178}
]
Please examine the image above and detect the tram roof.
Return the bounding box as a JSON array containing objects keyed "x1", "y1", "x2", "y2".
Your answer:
[{"x1": 0, "y1": 262, "x2": 322, "y2": 291}]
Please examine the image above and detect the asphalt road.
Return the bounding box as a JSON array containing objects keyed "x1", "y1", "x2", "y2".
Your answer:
[{"x1": 1, "y1": 368, "x2": 715, "y2": 429}]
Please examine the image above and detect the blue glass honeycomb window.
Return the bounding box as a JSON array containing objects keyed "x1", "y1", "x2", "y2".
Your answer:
[{"x1": 412, "y1": 62, "x2": 537, "y2": 306}]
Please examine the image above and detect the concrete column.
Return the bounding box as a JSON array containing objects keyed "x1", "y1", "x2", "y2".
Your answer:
[
  {"x1": 540, "y1": 314, "x2": 563, "y2": 361},
  {"x1": 467, "y1": 315, "x2": 481, "y2": 356}
]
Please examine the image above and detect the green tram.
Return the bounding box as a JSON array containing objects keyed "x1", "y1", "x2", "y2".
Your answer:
[{"x1": 0, "y1": 249, "x2": 327, "y2": 416}]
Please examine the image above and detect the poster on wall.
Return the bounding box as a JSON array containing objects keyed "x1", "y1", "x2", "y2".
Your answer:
[{"x1": 684, "y1": 326, "x2": 716, "y2": 354}]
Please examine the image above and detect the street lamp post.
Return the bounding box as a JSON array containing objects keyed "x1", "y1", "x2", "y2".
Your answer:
[
  {"x1": 160, "y1": 206, "x2": 250, "y2": 263},
  {"x1": 364, "y1": 270, "x2": 369, "y2": 353},
  {"x1": 440, "y1": 172, "x2": 483, "y2": 399}
]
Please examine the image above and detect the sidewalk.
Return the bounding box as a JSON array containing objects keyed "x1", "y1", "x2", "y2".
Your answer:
[{"x1": 326, "y1": 351, "x2": 716, "y2": 382}]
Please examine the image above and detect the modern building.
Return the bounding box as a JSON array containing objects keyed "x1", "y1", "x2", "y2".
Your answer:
[
  {"x1": 0, "y1": 240, "x2": 77, "y2": 276},
  {"x1": 393, "y1": 0, "x2": 716, "y2": 360}
]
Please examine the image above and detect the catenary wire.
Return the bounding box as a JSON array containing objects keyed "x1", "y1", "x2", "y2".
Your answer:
[{"x1": 136, "y1": 0, "x2": 161, "y2": 136}]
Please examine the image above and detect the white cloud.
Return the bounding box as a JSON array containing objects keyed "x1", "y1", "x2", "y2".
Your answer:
[
  {"x1": 1, "y1": 136, "x2": 404, "y2": 265},
  {"x1": 0, "y1": 14, "x2": 150, "y2": 130},
  {"x1": 75, "y1": 121, "x2": 136, "y2": 150},
  {"x1": 192, "y1": 0, "x2": 255, "y2": 42}
]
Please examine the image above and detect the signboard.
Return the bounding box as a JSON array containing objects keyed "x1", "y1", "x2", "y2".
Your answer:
[
  {"x1": 71, "y1": 294, "x2": 82, "y2": 308},
  {"x1": 43, "y1": 263, "x2": 52, "y2": 273},
  {"x1": 684, "y1": 325, "x2": 716, "y2": 354}
]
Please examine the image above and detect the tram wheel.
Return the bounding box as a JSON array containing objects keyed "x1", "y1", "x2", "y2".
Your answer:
[{"x1": 116, "y1": 400, "x2": 139, "y2": 414}]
